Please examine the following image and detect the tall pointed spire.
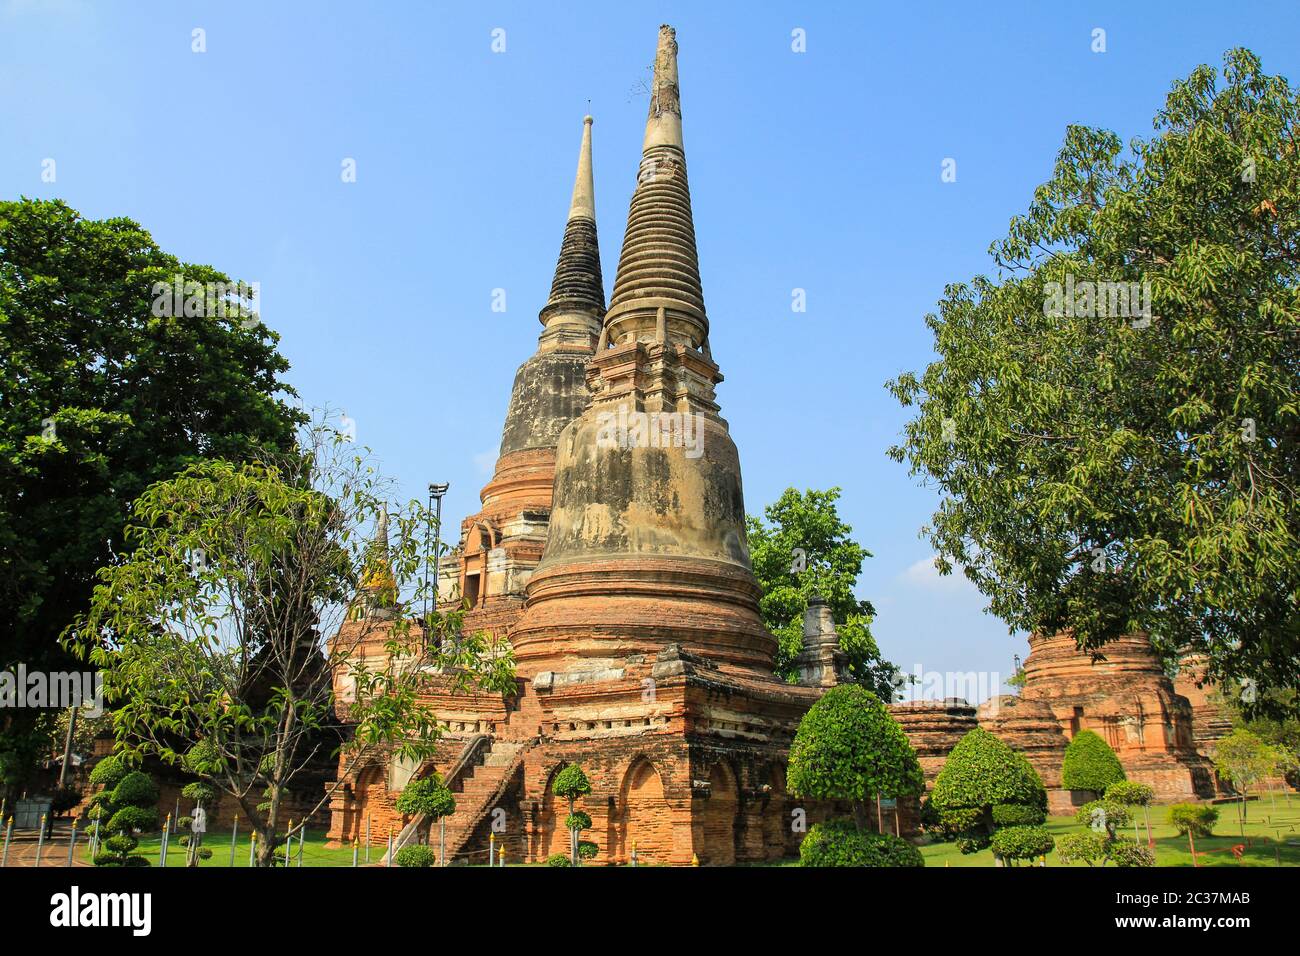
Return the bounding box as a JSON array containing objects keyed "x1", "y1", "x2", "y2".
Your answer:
[
  {"x1": 605, "y1": 24, "x2": 707, "y2": 354},
  {"x1": 538, "y1": 115, "x2": 605, "y2": 343}
]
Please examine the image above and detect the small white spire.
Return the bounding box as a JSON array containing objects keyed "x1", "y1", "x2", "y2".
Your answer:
[{"x1": 568, "y1": 115, "x2": 596, "y2": 221}]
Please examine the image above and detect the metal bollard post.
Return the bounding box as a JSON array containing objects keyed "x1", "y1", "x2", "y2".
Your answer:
[
  {"x1": 366, "y1": 814, "x2": 371, "y2": 863},
  {"x1": 2, "y1": 816, "x2": 13, "y2": 867},
  {"x1": 66, "y1": 820, "x2": 78, "y2": 866},
  {"x1": 386, "y1": 829, "x2": 393, "y2": 867},
  {"x1": 631, "y1": 841, "x2": 637, "y2": 867},
  {"x1": 248, "y1": 831, "x2": 257, "y2": 868},
  {"x1": 159, "y1": 814, "x2": 170, "y2": 867},
  {"x1": 298, "y1": 825, "x2": 305, "y2": 868},
  {"x1": 352, "y1": 838, "x2": 358, "y2": 868},
  {"x1": 36, "y1": 814, "x2": 47, "y2": 866},
  {"x1": 230, "y1": 816, "x2": 239, "y2": 867},
  {"x1": 489, "y1": 832, "x2": 495, "y2": 868}
]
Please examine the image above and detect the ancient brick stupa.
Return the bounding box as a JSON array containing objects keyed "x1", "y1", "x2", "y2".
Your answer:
[
  {"x1": 326, "y1": 29, "x2": 853, "y2": 864},
  {"x1": 1019, "y1": 631, "x2": 1215, "y2": 800}
]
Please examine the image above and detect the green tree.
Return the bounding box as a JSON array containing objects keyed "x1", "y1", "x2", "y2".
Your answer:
[
  {"x1": 94, "y1": 768, "x2": 158, "y2": 867},
  {"x1": 0, "y1": 198, "x2": 303, "y2": 802},
  {"x1": 930, "y1": 727, "x2": 1047, "y2": 853},
  {"x1": 787, "y1": 684, "x2": 924, "y2": 839},
  {"x1": 551, "y1": 764, "x2": 591, "y2": 866},
  {"x1": 887, "y1": 50, "x2": 1300, "y2": 712},
  {"x1": 395, "y1": 775, "x2": 456, "y2": 852},
  {"x1": 747, "y1": 488, "x2": 901, "y2": 696},
  {"x1": 1062, "y1": 730, "x2": 1127, "y2": 794},
  {"x1": 1105, "y1": 780, "x2": 1156, "y2": 843},
  {"x1": 1213, "y1": 728, "x2": 1279, "y2": 829},
  {"x1": 67, "y1": 426, "x2": 515, "y2": 866}
]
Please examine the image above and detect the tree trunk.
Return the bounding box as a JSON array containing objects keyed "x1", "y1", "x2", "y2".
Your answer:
[
  {"x1": 851, "y1": 800, "x2": 870, "y2": 834},
  {"x1": 568, "y1": 796, "x2": 577, "y2": 866}
]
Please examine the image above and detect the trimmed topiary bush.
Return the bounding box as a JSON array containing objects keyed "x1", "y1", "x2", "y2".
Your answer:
[
  {"x1": 1104, "y1": 781, "x2": 1154, "y2": 806},
  {"x1": 88, "y1": 755, "x2": 128, "y2": 790},
  {"x1": 395, "y1": 775, "x2": 457, "y2": 846},
  {"x1": 565, "y1": 811, "x2": 592, "y2": 833},
  {"x1": 395, "y1": 845, "x2": 437, "y2": 868},
  {"x1": 111, "y1": 771, "x2": 158, "y2": 808},
  {"x1": 1108, "y1": 840, "x2": 1156, "y2": 867},
  {"x1": 1075, "y1": 799, "x2": 1130, "y2": 838},
  {"x1": 799, "y1": 820, "x2": 925, "y2": 868},
  {"x1": 992, "y1": 803, "x2": 1046, "y2": 827},
  {"x1": 93, "y1": 765, "x2": 158, "y2": 867},
  {"x1": 546, "y1": 853, "x2": 572, "y2": 867},
  {"x1": 989, "y1": 825, "x2": 1054, "y2": 866},
  {"x1": 1061, "y1": 730, "x2": 1126, "y2": 793},
  {"x1": 932, "y1": 728, "x2": 1047, "y2": 812},
  {"x1": 788, "y1": 685, "x2": 924, "y2": 836},
  {"x1": 552, "y1": 764, "x2": 592, "y2": 865},
  {"x1": 1168, "y1": 803, "x2": 1218, "y2": 838},
  {"x1": 930, "y1": 727, "x2": 1047, "y2": 851},
  {"x1": 577, "y1": 840, "x2": 599, "y2": 860},
  {"x1": 1056, "y1": 831, "x2": 1111, "y2": 867}
]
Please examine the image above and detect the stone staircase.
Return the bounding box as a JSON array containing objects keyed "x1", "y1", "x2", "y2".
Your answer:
[{"x1": 387, "y1": 683, "x2": 542, "y2": 865}]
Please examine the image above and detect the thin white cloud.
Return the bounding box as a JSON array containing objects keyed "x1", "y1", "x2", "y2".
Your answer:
[
  {"x1": 900, "y1": 554, "x2": 976, "y2": 594},
  {"x1": 473, "y1": 450, "x2": 496, "y2": 476}
]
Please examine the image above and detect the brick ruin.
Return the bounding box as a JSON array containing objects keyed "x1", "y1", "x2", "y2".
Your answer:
[
  {"x1": 1017, "y1": 631, "x2": 1216, "y2": 800},
  {"x1": 320, "y1": 25, "x2": 1234, "y2": 865}
]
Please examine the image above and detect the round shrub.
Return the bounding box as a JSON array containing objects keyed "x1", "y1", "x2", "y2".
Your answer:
[
  {"x1": 196, "y1": 847, "x2": 213, "y2": 861},
  {"x1": 956, "y1": 834, "x2": 992, "y2": 855},
  {"x1": 1108, "y1": 840, "x2": 1156, "y2": 867},
  {"x1": 577, "y1": 840, "x2": 599, "y2": 860},
  {"x1": 89, "y1": 755, "x2": 128, "y2": 790},
  {"x1": 1062, "y1": 730, "x2": 1126, "y2": 793},
  {"x1": 395, "y1": 775, "x2": 456, "y2": 820},
  {"x1": 1075, "y1": 799, "x2": 1130, "y2": 835},
  {"x1": 931, "y1": 727, "x2": 1047, "y2": 813},
  {"x1": 104, "y1": 834, "x2": 138, "y2": 855},
  {"x1": 546, "y1": 853, "x2": 572, "y2": 867},
  {"x1": 990, "y1": 825, "x2": 1054, "y2": 864},
  {"x1": 992, "y1": 803, "x2": 1046, "y2": 827},
  {"x1": 395, "y1": 845, "x2": 437, "y2": 868},
  {"x1": 551, "y1": 765, "x2": 591, "y2": 800},
  {"x1": 107, "y1": 804, "x2": 158, "y2": 834},
  {"x1": 1056, "y1": 831, "x2": 1111, "y2": 866},
  {"x1": 799, "y1": 820, "x2": 925, "y2": 868},
  {"x1": 111, "y1": 771, "x2": 158, "y2": 808},
  {"x1": 1168, "y1": 803, "x2": 1218, "y2": 838},
  {"x1": 92, "y1": 851, "x2": 121, "y2": 867},
  {"x1": 788, "y1": 686, "x2": 924, "y2": 805},
  {"x1": 181, "y1": 782, "x2": 217, "y2": 805},
  {"x1": 1105, "y1": 781, "x2": 1154, "y2": 807},
  {"x1": 565, "y1": 811, "x2": 592, "y2": 833}
]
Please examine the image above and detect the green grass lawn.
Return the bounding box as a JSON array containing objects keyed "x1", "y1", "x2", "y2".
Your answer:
[
  {"x1": 919, "y1": 798, "x2": 1300, "y2": 867},
  {"x1": 77, "y1": 797, "x2": 1300, "y2": 867},
  {"x1": 84, "y1": 828, "x2": 363, "y2": 867}
]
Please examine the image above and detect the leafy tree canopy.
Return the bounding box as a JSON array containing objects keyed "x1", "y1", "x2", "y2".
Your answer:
[
  {"x1": 0, "y1": 198, "x2": 303, "y2": 795},
  {"x1": 887, "y1": 50, "x2": 1300, "y2": 712},
  {"x1": 787, "y1": 685, "x2": 924, "y2": 819},
  {"x1": 931, "y1": 727, "x2": 1047, "y2": 812},
  {"x1": 747, "y1": 488, "x2": 901, "y2": 697}
]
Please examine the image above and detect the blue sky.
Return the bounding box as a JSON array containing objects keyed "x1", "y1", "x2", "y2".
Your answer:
[{"x1": 4, "y1": 1, "x2": 1298, "y2": 702}]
